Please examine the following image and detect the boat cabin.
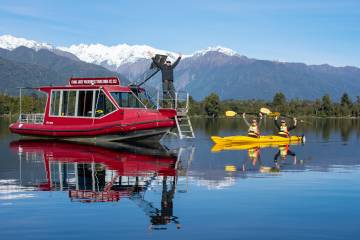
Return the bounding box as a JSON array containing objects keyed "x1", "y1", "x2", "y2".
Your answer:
[{"x1": 42, "y1": 77, "x2": 146, "y2": 122}]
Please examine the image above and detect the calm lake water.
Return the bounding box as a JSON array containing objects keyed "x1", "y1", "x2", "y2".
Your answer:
[{"x1": 0, "y1": 118, "x2": 359, "y2": 240}]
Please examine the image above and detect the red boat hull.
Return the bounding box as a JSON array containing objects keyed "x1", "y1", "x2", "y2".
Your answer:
[{"x1": 9, "y1": 118, "x2": 175, "y2": 140}]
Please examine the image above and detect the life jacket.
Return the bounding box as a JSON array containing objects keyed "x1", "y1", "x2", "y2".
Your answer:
[
  {"x1": 278, "y1": 125, "x2": 289, "y2": 137},
  {"x1": 248, "y1": 147, "x2": 259, "y2": 159},
  {"x1": 248, "y1": 125, "x2": 260, "y2": 138},
  {"x1": 279, "y1": 145, "x2": 289, "y2": 158}
]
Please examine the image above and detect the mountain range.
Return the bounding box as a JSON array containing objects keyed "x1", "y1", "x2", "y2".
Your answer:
[{"x1": 0, "y1": 34, "x2": 359, "y2": 100}]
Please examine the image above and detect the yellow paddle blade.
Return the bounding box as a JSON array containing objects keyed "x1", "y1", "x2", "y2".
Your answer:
[
  {"x1": 260, "y1": 107, "x2": 272, "y2": 115},
  {"x1": 225, "y1": 111, "x2": 237, "y2": 117},
  {"x1": 259, "y1": 166, "x2": 280, "y2": 173},
  {"x1": 225, "y1": 165, "x2": 237, "y2": 172},
  {"x1": 268, "y1": 112, "x2": 281, "y2": 117}
]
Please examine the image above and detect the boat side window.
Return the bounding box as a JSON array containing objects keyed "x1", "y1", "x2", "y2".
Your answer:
[
  {"x1": 61, "y1": 91, "x2": 76, "y2": 116},
  {"x1": 94, "y1": 90, "x2": 116, "y2": 117},
  {"x1": 50, "y1": 91, "x2": 61, "y2": 116},
  {"x1": 77, "y1": 90, "x2": 94, "y2": 117},
  {"x1": 111, "y1": 92, "x2": 144, "y2": 108}
]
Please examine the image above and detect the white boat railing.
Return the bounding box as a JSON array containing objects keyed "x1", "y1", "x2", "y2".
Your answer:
[
  {"x1": 156, "y1": 91, "x2": 195, "y2": 139},
  {"x1": 19, "y1": 113, "x2": 45, "y2": 124},
  {"x1": 157, "y1": 91, "x2": 189, "y2": 114}
]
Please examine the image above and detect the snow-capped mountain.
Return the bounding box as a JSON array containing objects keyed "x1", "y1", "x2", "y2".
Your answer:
[
  {"x1": 3, "y1": 34, "x2": 359, "y2": 101},
  {"x1": 0, "y1": 35, "x2": 241, "y2": 69},
  {"x1": 58, "y1": 43, "x2": 241, "y2": 74},
  {"x1": 0, "y1": 34, "x2": 53, "y2": 51},
  {"x1": 59, "y1": 44, "x2": 240, "y2": 67},
  {"x1": 191, "y1": 46, "x2": 239, "y2": 58},
  {"x1": 58, "y1": 43, "x2": 180, "y2": 68}
]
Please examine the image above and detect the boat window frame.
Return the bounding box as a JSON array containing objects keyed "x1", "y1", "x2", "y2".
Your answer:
[
  {"x1": 49, "y1": 90, "x2": 62, "y2": 116},
  {"x1": 48, "y1": 89, "x2": 117, "y2": 119},
  {"x1": 93, "y1": 89, "x2": 118, "y2": 118},
  {"x1": 109, "y1": 90, "x2": 147, "y2": 109},
  {"x1": 77, "y1": 90, "x2": 94, "y2": 117},
  {"x1": 59, "y1": 90, "x2": 77, "y2": 117}
]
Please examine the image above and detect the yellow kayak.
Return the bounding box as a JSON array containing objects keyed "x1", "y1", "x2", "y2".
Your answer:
[
  {"x1": 211, "y1": 135, "x2": 304, "y2": 145},
  {"x1": 211, "y1": 142, "x2": 302, "y2": 152}
]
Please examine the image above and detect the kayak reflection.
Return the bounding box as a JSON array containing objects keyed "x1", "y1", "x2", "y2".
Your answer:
[
  {"x1": 211, "y1": 142, "x2": 301, "y2": 153},
  {"x1": 259, "y1": 144, "x2": 298, "y2": 173},
  {"x1": 274, "y1": 144, "x2": 298, "y2": 166},
  {"x1": 216, "y1": 142, "x2": 303, "y2": 173},
  {"x1": 10, "y1": 140, "x2": 195, "y2": 230},
  {"x1": 242, "y1": 145, "x2": 281, "y2": 173}
]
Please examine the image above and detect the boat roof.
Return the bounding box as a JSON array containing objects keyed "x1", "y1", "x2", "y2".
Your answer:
[{"x1": 38, "y1": 77, "x2": 132, "y2": 92}]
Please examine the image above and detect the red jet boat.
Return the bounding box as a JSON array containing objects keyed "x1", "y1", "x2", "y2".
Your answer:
[{"x1": 9, "y1": 77, "x2": 189, "y2": 143}]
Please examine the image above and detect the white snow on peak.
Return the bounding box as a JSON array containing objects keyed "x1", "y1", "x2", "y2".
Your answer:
[
  {"x1": 0, "y1": 34, "x2": 53, "y2": 51},
  {"x1": 59, "y1": 44, "x2": 240, "y2": 67},
  {"x1": 59, "y1": 43, "x2": 179, "y2": 67},
  {"x1": 191, "y1": 46, "x2": 239, "y2": 57},
  {"x1": 0, "y1": 34, "x2": 241, "y2": 67}
]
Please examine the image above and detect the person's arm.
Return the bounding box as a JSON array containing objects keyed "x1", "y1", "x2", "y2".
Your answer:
[
  {"x1": 274, "y1": 116, "x2": 280, "y2": 130},
  {"x1": 288, "y1": 118, "x2": 297, "y2": 131},
  {"x1": 171, "y1": 55, "x2": 182, "y2": 69},
  {"x1": 258, "y1": 113, "x2": 263, "y2": 127},
  {"x1": 242, "y1": 113, "x2": 250, "y2": 127}
]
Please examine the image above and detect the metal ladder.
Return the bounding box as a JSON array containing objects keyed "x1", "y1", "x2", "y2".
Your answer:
[
  {"x1": 157, "y1": 91, "x2": 195, "y2": 140},
  {"x1": 175, "y1": 111, "x2": 195, "y2": 139}
]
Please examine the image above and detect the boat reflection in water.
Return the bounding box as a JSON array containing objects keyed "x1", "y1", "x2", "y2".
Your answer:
[{"x1": 10, "y1": 140, "x2": 195, "y2": 230}]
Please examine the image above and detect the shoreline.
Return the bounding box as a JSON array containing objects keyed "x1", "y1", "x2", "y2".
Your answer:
[
  {"x1": 188, "y1": 115, "x2": 360, "y2": 119},
  {"x1": 2, "y1": 114, "x2": 360, "y2": 119}
]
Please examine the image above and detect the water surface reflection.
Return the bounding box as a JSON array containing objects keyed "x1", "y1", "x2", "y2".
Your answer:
[
  {"x1": 0, "y1": 119, "x2": 360, "y2": 239},
  {"x1": 7, "y1": 140, "x2": 195, "y2": 230}
]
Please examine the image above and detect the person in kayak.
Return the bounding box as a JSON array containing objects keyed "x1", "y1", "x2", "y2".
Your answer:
[
  {"x1": 150, "y1": 53, "x2": 182, "y2": 108},
  {"x1": 274, "y1": 116, "x2": 297, "y2": 137},
  {"x1": 242, "y1": 113, "x2": 263, "y2": 138}
]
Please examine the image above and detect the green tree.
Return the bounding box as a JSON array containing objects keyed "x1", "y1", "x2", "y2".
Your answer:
[
  {"x1": 340, "y1": 93, "x2": 352, "y2": 116},
  {"x1": 188, "y1": 95, "x2": 201, "y2": 116},
  {"x1": 272, "y1": 92, "x2": 289, "y2": 114},
  {"x1": 340, "y1": 93, "x2": 352, "y2": 107},
  {"x1": 272, "y1": 92, "x2": 286, "y2": 106},
  {"x1": 321, "y1": 94, "x2": 332, "y2": 116},
  {"x1": 204, "y1": 93, "x2": 220, "y2": 118},
  {"x1": 356, "y1": 96, "x2": 360, "y2": 104},
  {"x1": 313, "y1": 99, "x2": 321, "y2": 116}
]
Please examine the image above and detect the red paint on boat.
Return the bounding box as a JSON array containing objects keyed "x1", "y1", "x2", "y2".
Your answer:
[{"x1": 9, "y1": 77, "x2": 177, "y2": 141}]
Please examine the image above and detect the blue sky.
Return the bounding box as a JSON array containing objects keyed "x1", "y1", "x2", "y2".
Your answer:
[{"x1": 0, "y1": 0, "x2": 359, "y2": 66}]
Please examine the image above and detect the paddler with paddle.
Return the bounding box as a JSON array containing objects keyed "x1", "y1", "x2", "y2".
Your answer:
[
  {"x1": 214, "y1": 108, "x2": 305, "y2": 145},
  {"x1": 274, "y1": 116, "x2": 297, "y2": 138},
  {"x1": 241, "y1": 112, "x2": 263, "y2": 167},
  {"x1": 242, "y1": 112, "x2": 263, "y2": 138}
]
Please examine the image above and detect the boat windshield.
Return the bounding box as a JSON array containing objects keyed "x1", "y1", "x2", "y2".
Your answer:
[
  {"x1": 49, "y1": 89, "x2": 116, "y2": 118},
  {"x1": 110, "y1": 92, "x2": 145, "y2": 108}
]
